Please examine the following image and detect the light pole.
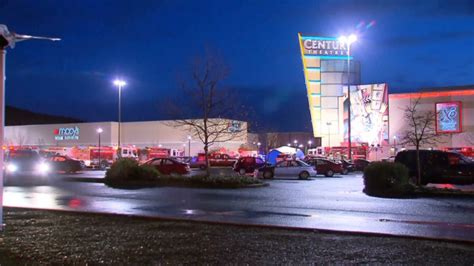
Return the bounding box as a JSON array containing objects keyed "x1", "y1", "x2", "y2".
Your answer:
[
  {"x1": 339, "y1": 34, "x2": 357, "y2": 160},
  {"x1": 326, "y1": 121, "x2": 332, "y2": 147},
  {"x1": 113, "y1": 79, "x2": 126, "y2": 151},
  {"x1": 0, "y1": 25, "x2": 60, "y2": 228},
  {"x1": 257, "y1": 142, "x2": 261, "y2": 154},
  {"x1": 293, "y1": 140, "x2": 298, "y2": 151},
  {"x1": 187, "y1": 136, "x2": 192, "y2": 157},
  {"x1": 97, "y1": 128, "x2": 103, "y2": 169}
]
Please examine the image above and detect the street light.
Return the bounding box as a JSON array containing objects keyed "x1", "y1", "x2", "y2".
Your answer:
[
  {"x1": 326, "y1": 121, "x2": 332, "y2": 147},
  {"x1": 187, "y1": 136, "x2": 192, "y2": 157},
  {"x1": 257, "y1": 142, "x2": 261, "y2": 152},
  {"x1": 97, "y1": 128, "x2": 103, "y2": 169},
  {"x1": 113, "y1": 79, "x2": 126, "y2": 150},
  {"x1": 0, "y1": 25, "x2": 60, "y2": 228},
  {"x1": 339, "y1": 34, "x2": 357, "y2": 160}
]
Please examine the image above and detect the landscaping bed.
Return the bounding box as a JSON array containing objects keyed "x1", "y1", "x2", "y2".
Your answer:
[
  {"x1": 104, "y1": 159, "x2": 265, "y2": 189},
  {"x1": 105, "y1": 174, "x2": 266, "y2": 189},
  {"x1": 413, "y1": 186, "x2": 474, "y2": 198}
]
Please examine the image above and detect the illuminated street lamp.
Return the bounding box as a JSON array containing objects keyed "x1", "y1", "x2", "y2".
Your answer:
[
  {"x1": 339, "y1": 34, "x2": 357, "y2": 160},
  {"x1": 113, "y1": 79, "x2": 126, "y2": 150},
  {"x1": 307, "y1": 140, "x2": 313, "y2": 153},
  {"x1": 0, "y1": 25, "x2": 60, "y2": 228},
  {"x1": 187, "y1": 136, "x2": 192, "y2": 157},
  {"x1": 97, "y1": 128, "x2": 103, "y2": 169},
  {"x1": 257, "y1": 142, "x2": 261, "y2": 153},
  {"x1": 326, "y1": 121, "x2": 332, "y2": 147}
]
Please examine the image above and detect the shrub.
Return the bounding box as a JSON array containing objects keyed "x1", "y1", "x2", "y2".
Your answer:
[
  {"x1": 363, "y1": 162, "x2": 413, "y2": 197},
  {"x1": 105, "y1": 158, "x2": 159, "y2": 182}
]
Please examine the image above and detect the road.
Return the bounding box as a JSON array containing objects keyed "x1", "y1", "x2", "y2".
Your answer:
[{"x1": 3, "y1": 170, "x2": 474, "y2": 242}]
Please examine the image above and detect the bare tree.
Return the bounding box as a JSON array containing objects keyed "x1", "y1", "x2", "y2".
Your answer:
[
  {"x1": 461, "y1": 132, "x2": 474, "y2": 146},
  {"x1": 266, "y1": 133, "x2": 279, "y2": 150},
  {"x1": 400, "y1": 97, "x2": 441, "y2": 185},
  {"x1": 166, "y1": 52, "x2": 247, "y2": 176}
]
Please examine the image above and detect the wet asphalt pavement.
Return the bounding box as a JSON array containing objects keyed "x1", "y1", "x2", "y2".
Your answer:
[{"x1": 3, "y1": 170, "x2": 474, "y2": 242}]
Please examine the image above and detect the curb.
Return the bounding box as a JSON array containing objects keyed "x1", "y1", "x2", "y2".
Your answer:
[{"x1": 5, "y1": 206, "x2": 473, "y2": 245}]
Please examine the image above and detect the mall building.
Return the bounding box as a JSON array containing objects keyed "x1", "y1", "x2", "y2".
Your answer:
[
  {"x1": 4, "y1": 119, "x2": 249, "y2": 156},
  {"x1": 389, "y1": 86, "x2": 474, "y2": 150}
]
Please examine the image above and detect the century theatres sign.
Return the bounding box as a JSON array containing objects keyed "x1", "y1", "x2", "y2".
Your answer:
[
  {"x1": 301, "y1": 37, "x2": 349, "y2": 56},
  {"x1": 54, "y1": 126, "x2": 80, "y2": 140}
]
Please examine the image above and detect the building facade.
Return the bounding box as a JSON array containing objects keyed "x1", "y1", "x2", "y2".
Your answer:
[
  {"x1": 389, "y1": 86, "x2": 474, "y2": 150},
  {"x1": 5, "y1": 119, "x2": 249, "y2": 156},
  {"x1": 298, "y1": 34, "x2": 360, "y2": 147}
]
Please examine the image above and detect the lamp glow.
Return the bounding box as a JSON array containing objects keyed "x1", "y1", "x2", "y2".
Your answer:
[
  {"x1": 339, "y1": 34, "x2": 357, "y2": 45},
  {"x1": 113, "y1": 79, "x2": 126, "y2": 87},
  {"x1": 97, "y1": 128, "x2": 103, "y2": 134},
  {"x1": 37, "y1": 162, "x2": 50, "y2": 173},
  {"x1": 6, "y1": 163, "x2": 17, "y2": 172}
]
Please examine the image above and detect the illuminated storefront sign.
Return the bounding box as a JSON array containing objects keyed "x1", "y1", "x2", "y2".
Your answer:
[
  {"x1": 300, "y1": 36, "x2": 349, "y2": 57},
  {"x1": 228, "y1": 121, "x2": 242, "y2": 133},
  {"x1": 346, "y1": 83, "x2": 389, "y2": 145},
  {"x1": 54, "y1": 126, "x2": 80, "y2": 140},
  {"x1": 436, "y1": 102, "x2": 462, "y2": 133}
]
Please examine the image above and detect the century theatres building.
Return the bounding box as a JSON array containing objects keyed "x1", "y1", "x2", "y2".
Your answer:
[{"x1": 299, "y1": 34, "x2": 474, "y2": 157}]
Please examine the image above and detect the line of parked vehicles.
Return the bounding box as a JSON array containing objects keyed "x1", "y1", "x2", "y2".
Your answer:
[
  {"x1": 3, "y1": 146, "x2": 472, "y2": 185},
  {"x1": 232, "y1": 155, "x2": 371, "y2": 180}
]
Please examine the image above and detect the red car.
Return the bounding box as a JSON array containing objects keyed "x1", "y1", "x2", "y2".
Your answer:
[
  {"x1": 353, "y1": 159, "x2": 371, "y2": 171},
  {"x1": 305, "y1": 158, "x2": 345, "y2": 177},
  {"x1": 233, "y1": 156, "x2": 266, "y2": 175},
  {"x1": 190, "y1": 153, "x2": 237, "y2": 170},
  {"x1": 143, "y1": 158, "x2": 190, "y2": 175}
]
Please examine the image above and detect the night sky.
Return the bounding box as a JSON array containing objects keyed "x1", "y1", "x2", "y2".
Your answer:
[{"x1": 1, "y1": 0, "x2": 473, "y2": 132}]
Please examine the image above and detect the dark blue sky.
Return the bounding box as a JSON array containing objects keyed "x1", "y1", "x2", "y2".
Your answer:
[{"x1": 1, "y1": 0, "x2": 473, "y2": 131}]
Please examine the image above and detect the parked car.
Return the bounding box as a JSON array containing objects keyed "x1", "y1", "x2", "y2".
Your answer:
[
  {"x1": 258, "y1": 160, "x2": 317, "y2": 180},
  {"x1": 305, "y1": 158, "x2": 345, "y2": 177},
  {"x1": 190, "y1": 153, "x2": 237, "y2": 170},
  {"x1": 49, "y1": 155, "x2": 83, "y2": 173},
  {"x1": 341, "y1": 159, "x2": 355, "y2": 173},
  {"x1": 233, "y1": 156, "x2": 266, "y2": 175},
  {"x1": 381, "y1": 156, "x2": 396, "y2": 163},
  {"x1": 353, "y1": 159, "x2": 371, "y2": 171},
  {"x1": 395, "y1": 150, "x2": 473, "y2": 185},
  {"x1": 142, "y1": 158, "x2": 190, "y2": 175},
  {"x1": 4, "y1": 149, "x2": 51, "y2": 176}
]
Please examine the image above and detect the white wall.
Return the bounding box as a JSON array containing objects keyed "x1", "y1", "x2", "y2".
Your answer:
[
  {"x1": 5, "y1": 119, "x2": 249, "y2": 156},
  {"x1": 389, "y1": 91, "x2": 474, "y2": 149}
]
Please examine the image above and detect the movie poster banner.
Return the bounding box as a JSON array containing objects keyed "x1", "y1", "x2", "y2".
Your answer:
[
  {"x1": 436, "y1": 102, "x2": 462, "y2": 133},
  {"x1": 345, "y1": 83, "x2": 389, "y2": 145}
]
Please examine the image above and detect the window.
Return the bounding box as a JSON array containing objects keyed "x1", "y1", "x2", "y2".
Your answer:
[
  {"x1": 151, "y1": 159, "x2": 162, "y2": 166},
  {"x1": 163, "y1": 159, "x2": 174, "y2": 165},
  {"x1": 53, "y1": 156, "x2": 66, "y2": 162},
  {"x1": 289, "y1": 161, "x2": 299, "y2": 167}
]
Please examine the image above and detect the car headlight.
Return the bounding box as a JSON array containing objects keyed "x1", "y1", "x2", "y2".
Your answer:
[
  {"x1": 36, "y1": 162, "x2": 50, "y2": 173},
  {"x1": 6, "y1": 163, "x2": 17, "y2": 172}
]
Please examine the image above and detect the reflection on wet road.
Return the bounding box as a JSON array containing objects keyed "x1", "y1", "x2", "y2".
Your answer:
[{"x1": 4, "y1": 170, "x2": 474, "y2": 242}]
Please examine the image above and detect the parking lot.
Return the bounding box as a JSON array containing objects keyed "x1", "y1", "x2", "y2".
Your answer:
[{"x1": 3, "y1": 168, "x2": 474, "y2": 242}]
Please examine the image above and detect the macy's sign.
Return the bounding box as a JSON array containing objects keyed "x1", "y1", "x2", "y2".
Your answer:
[{"x1": 54, "y1": 126, "x2": 80, "y2": 140}]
